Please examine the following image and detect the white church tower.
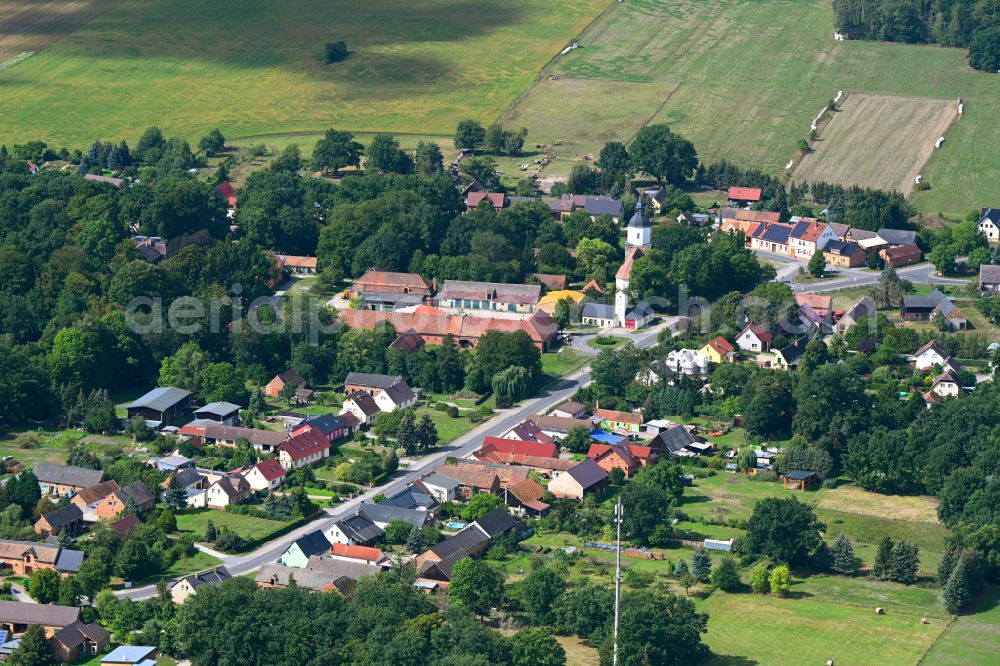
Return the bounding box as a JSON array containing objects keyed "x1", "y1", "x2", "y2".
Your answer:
[{"x1": 615, "y1": 200, "x2": 652, "y2": 326}]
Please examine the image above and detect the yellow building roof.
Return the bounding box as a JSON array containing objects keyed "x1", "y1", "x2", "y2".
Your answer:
[{"x1": 537, "y1": 290, "x2": 585, "y2": 313}]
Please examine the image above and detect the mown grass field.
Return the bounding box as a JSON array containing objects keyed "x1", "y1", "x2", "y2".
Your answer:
[
  {"x1": 0, "y1": 0, "x2": 120, "y2": 61},
  {"x1": 793, "y1": 93, "x2": 958, "y2": 195},
  {"x1": 700, "y1": 578, "x2": 946, "y2": 665},
  {"x1": 175, "y1": 508, "x2": 287, "y2": 543},
  {"x1": 0, "y1": 0, "x2": 607, "y2": 148},
  {"x1": 505, "y1": 0, "x2": 1000, "y2": 217},
  {"x1": 921, "y1": 587, "x2": 1000, "y2": 665}
]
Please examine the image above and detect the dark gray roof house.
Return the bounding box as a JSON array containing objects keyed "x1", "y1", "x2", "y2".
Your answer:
[
  {"x1": 39, "y1": 504, "x2": 83, "y2": 533},
  {"x1": 33, "y1": 463, "x2": 105, "y2": 490},
  {"x1": 649, "y1": 424, "x2": 697, "y2": 454},
  {"x1": 383, "y1": 483, "x2": 438, "y2": 511},
  {"x1": 470, "y1": 508, "x2": 520, "y2": 539},
  {"x1": 565, "y1": 458, "x2": 609, "y2": 489},
  {"x1": 125, "y1": 386, "x2": 193, "y2": 426},
  {"x1": 193, "y1": 401, "x2": 242, "y2": 422},
  {"x1": 0, "y1": 600, "x2": 80, "y2": 629},
  {"x1": 581, "y1": 302, "x2": 617, "y2": 321},
  {"x1": 334, "y1": 514, "x2": 384, "y2": 544},
  {"x1": 344, "y1": 372, "x2": 403, "y2": 390},
  {"x1": 358, "y1": 502, "x2": 430, "y2": 528},
  {"x1": 174, "y1": 566, "x2": 231, "y2": 591}
]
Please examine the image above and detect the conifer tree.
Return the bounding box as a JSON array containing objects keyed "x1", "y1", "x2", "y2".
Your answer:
[
  {"x1": 831, "y1": 534, "x2": 857, "y2": 575},
  {"x1": 691, "y1": 547, "x2": 712, "y2": 583}
]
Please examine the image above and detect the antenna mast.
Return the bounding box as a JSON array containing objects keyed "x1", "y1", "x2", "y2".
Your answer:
[{"x1": 613, "y1": 496, "x2": 623, "y2": 666}]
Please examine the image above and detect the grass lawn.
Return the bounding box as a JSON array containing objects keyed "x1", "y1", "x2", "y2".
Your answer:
[
  {"x1": 585, "y1": 337, "x2": 626, "y2": 351},
  {"x1": 129, "y1": 549, "x2": 223, "y2": 586},
  {"x1": 0, "y1": 428, "x2": 135, "y2": 469},
  {"x1": 175, "y1": 508, "x2": 288, "y2": 543},
  {"x1": 921, "y1": 587, "x2": 1000, "y2": 665},
  {"x1": 700, "y1": 581, "x2": 945, "y2": 665},
  {"x1": 0, "y1": 0, "x2": 608, "y2": 148},
  {"x1": 541, "y1": 348, "x2": 590, "y2": 380},
  {"x1": 415, "y1": 406, "x2": 482, "y2": 444},
  {"x1": 505, "y1": 0, "x2": 1000, "y2": 217}
]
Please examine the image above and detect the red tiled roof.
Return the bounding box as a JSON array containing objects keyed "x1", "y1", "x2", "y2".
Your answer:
[
  {"x1": 707, "y1": 336, "x2": 735, "y2": 355},
  {"x1": 594, "y1": 408, "x2": 642, "y2": 425},
  {"x1": 466, "y1": 192, "x2": 506, "y2": 209},
  {"x1": 582, "y1": 279, "x2": 605, "y2": 294},
  {"x1": 111, "y1": 514, "x2": 141, "y2": 538},
  {"x1": 728, "y1": 187, "x2": 762, "y2": 201},
  {"x1": 883, "y1": 243, "x2": 922, "y2": 261},
  {"x1": 531, "y1": 273, "x2": 568, "y2": 291},
  {"x1": 329, "y1": 543, "x2": 385, "y2": 563},
  {"x1": 279, "y1": 431, "x2": 329, "y2": 461},
  {"x1": 277, "y1": 254, "x2": 318, "y2": 269},
  {"x1": 479, "y1": 436, "x2": 558, "y2": 460},
  {"x1": 340, "y1": 309, "x2": 557, "y2": 347},
  {"x1": 252, "y1": 459, "x2": 286, "y2": 481},
  {"x1": 74, "y1": 480, "x2": 121, "y2": 504},
  {"x1": 795, "y1": 293, "x2": 833, "y2": 314},
  {"x1": 615, "y1": 246, "x2": 643, "y2": 281},
  {"x1": 740, "y1": 323, "x2": 774, "y2": 345},
  {"x1": 215, "y1": 181, "x2": 237, "y2": 202}
]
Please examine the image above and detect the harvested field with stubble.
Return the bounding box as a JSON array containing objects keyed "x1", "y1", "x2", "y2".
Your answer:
[{"x1": 792, "y1": 94, "x2": 958, "y2": 194}]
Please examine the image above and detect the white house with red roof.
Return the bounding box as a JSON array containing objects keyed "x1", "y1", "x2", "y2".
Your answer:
[
  {"x1": 277, "y1": 431, "x2": 330, "y2": 471},
  {"x1": 727, "y1": 186, "x2": 762, "y2": 207},
  {"x1": 243, "y1": 459, "x2": 287, "y2": 492},
  {"x1": 736, "y1": 323, "x2": 773, "y2": 353},
  {"x1": 477, "y1": 436, "x2": 558, "y2": 461}
]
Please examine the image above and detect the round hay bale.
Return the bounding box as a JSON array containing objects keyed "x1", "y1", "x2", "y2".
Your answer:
[
  {"x1": 826, "y1": 661, "x2": 834, "y2": 666},
  {"x1": 920, "y1": 617, "x2": 929, "y2": 624},
  {"x1": 875, "y1": 607, "x2": 885, "y2": 615}
]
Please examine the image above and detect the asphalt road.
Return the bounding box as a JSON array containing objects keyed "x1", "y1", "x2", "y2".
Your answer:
[{"x1": 118, "y1": 323, "x2": 668, "y2": 600}]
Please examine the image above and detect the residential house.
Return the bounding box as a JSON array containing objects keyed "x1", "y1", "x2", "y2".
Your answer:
[
  {"x1": 0, "y1": 541, "x2": 84, "y2": 576},
  {"x1": 34, "y1": 463, "x2": 104, "y2": 498},
  {"x1": 100, "y1": 645, "x2": 157, "y2": 666},
  {"x1": 433, "y1": 465, "x2": 501, "y2": 498},
  {"x1": 580, "y1": 302, "x2": 617, "y2": 328},
  {"x1": 111, "y1": 515, "x2": 141, "y2": 539},
  {"x1": 563, "y1": 194, "x2": 625, "y2": 222},
  {"x1": 340, "y1": 391, "x2": 381, "y2": 427},
  {"x1": 254, "y1": 564, "x2": 355, "y2": 594},
  {"x1": 343, "y1": 373, "x2": 417, "y2": 412},
  {"x1": 551, "y1": 398, "x2": 587, "y2": 419},
  {"x1": 340, "y1": 308, "x2": 558, "y2": 350},
  {"x1": 264, "y1": 369, "x2": 307, "y2": 399},
  {"x1": 880, "y1": 243, "x2": 923, "y2": 268},
  {"x1": 277, "y1": 431, "x2": 330, "y2": 471},
  {"x1": 276, "y1": 254, "x2": 318, "y2": 275},
  {"x1": 748, "y1": 222, "x2": 795, "y2": 256},
  {"x1": 979, "y1": 264, "x2": 1000, "y2": 292},
  {"x1": 279, "y1": 531, "x2": 332, "y2": 568},
  {"x1": 827, "y1": 222, "x2": 851, "y2": 241},
  {"x1": 478, "y1": 436, "x2": 557, "y2": 460},
  {"x1": 593, "y1": 408, "x2": 642, "y2": 433},
  {"x1": 50, "y1": 621, "x2": 111, "y2": 663},
  {"x1": 796, "y1": 293, "x2": 833, "y2": 326},
  {"x1": 727, "y1": 187, "x2": 762, "y2": 207},
  {"x1": 416, "y1": 509, "x2": 521, "y2": 573},
  {"x1": 357, "y1": 503, "x2": 432, "y2": 531},
  {"x1": 124, "y1": 387, "x2": 192, "y2": 427},
  {"x1": 823, "y1": 240, "x2": 867, "y2": 268},
  {"x1": 194, "y1": 423, "x2": 289, "y2": 452},
  {"x1": 327, "y1": 513, "x2": 384, "y2": 547},
  {"x1": 70, "y1": 480, "x2": 121, "y2": 522},
  {"x1": 639, "y1": 186, "x2": 668, "y2": 213},
  {"x1": 466, "y1": 191, "x2": 506, "y2": 211},
  {"x1": 587, "y1": 442, "x2": 656, "y2": 478},
  {"x1": 717, "y1": 208, "x2": 780, "y2": 235},
  {"x1": 132, "y1": 236, "x2": 167, "y2": 264},
  {"x1": 193, "y1": 401, "x2": 241, "y2": 425},
  {"x1": 836, "y1": 296, "x2": 876, "y2": 335},
  {"x1": 788, "y1": 218, "x2": 837, "y2": 259},
  {"x1": 34, "y1": 504, "x2": 83, "y2": 538},
  {"x1": 502, "y1": 418, "x2": 555, "y2": 444},
  {"x1": 503, "y1": 478, "x2": 549, "y2": 518},
  {"x1": 531, "y1": 415, "x2": 593, "y2": 439},
  {"x1": 242, "y1": 459, "x2": 287, "y2": 492},
  {"x1": 547, "y1": 459, "x2": 609, "y2": 500},
  {"x1": 169, "y1": 566, "x2": 232, "y2": 604},
  {"x1": 768, "y1": 336, "x2": 810, "y2": 370},
  {"x1": 292, "y1": 413, "x2": 349, "y2": 444},
  {"x1": 931, "y1": 370, "x2": 963, "y2": 398},
  {"x1": 191, "y1": 475, "x2": 251, "y2": 509},
  {"x1": 736, "y1": 323, "x2": 773, "y2": 353},
  {"x1": 912, "y1": 341, "x2": 952, "y2": 370},
  {"x1": 215, "y1": 181, "x2": 238, "y2": 208},
  {"x1": 976, "y1": 208, "x2": 1000, "y2": 243},
  {"x1": 389, "y1": 330, "x2": 426, "y2": 354},
  {"x1": 0, "y1": 601, "x2": 80, "y2": 638},
  {"x1": 437, "y1": 280, "x2": 541, "y2": 313},
  {"x1": 83, "y1": 173, "x2": 124, "y2": 188},
  {"x1": 351, "y1": 268, "x2": 434, "y2": 311},
  {"x1": 472, "y1": 450, "x2": 577, "y2": 479},
  {"x1": 382, "y1": 482, "x2": 440, "y2": 514},
  {"x1": 649, "y1": 350, "x2": 710, "y2": 379},
  {"x1": 700, "y1": 336, "x2": 736, "y2": 364},
  {"x1": 328, "y1": 543, "x2": 388, "y2": 567}
]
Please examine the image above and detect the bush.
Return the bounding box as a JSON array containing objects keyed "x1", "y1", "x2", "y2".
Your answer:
[
  {"x1": 213, "y1": 531, "x2": 250, "y2": 553},
  {"x1": 324, "y1": 41, "x2": 348, "y2": 64},
  {"x1": 434, "y1": 402, "x2": 449, "y2": 412},
  {"x1": 446, "y1": 405, "x2": 460, "y2": 418},
  {"x1": 711, "y1": 557, "x2": 742, "y2": 591}
]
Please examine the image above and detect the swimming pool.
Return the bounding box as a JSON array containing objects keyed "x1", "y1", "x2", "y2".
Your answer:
[{"x1": 445, "y1": 521, "x2": 466, "y2": 529}]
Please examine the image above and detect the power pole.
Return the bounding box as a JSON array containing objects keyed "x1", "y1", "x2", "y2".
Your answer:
[{"x1": 613, "y1": 496, "x2": 623, "y2": 666}]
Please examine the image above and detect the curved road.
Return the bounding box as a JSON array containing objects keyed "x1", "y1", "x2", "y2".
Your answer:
[{"x1": 118, "y1": 322, "x2": 669, "y2": 600}]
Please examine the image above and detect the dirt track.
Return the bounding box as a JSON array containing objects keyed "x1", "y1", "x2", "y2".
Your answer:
[{"x1": 0, "y1": 0, "x2": 119, "y2": 61}]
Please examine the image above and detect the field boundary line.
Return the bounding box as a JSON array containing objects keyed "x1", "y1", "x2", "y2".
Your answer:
[
  {"x1": 0, "y1": 51, "x2": 35, "y2": 72},
  {"x1": 230, "y1": 129, "x2": 452, "y2": 142},
  {"x1": 499, "y1": 0, "x2": 622, "y2": 125},
  {"x1": 628, "y1": 82, "x2": 682, "y2": 142},
  {"x1": 915, "y1": 615, "x2": 955, "y2": 665}
]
